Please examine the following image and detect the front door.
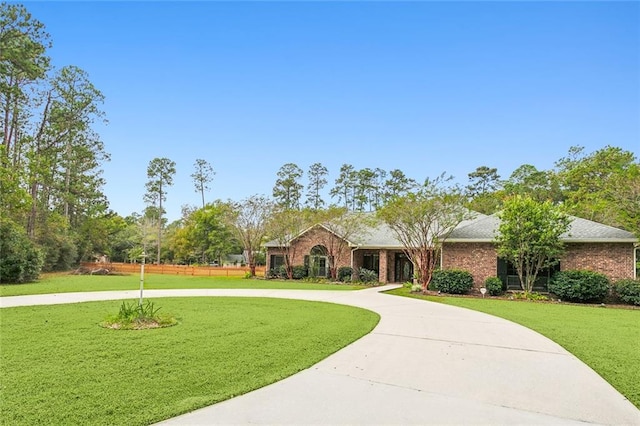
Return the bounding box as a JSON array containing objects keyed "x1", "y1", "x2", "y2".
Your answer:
[{"x1": 394, "y1": 253, "x2": 413, "y2": 282}]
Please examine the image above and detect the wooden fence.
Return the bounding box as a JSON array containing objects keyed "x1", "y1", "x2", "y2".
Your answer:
[{"x1": 80, "y1": 262, "x2": 265, "y2": 277}]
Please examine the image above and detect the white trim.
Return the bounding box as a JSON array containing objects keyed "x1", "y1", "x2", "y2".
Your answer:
[{"x1": 634, "y1": 245, "x2": 638, "y2": 280}]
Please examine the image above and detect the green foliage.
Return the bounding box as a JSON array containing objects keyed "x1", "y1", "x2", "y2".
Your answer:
[
  {"x1": 556, "y1": 146, "x2": 640, "y2": 236},
  {"x1": 511, "y1": 291, "x2": 549, "y2": 301},
  {"x1": 431, "y1": 269, "x2": 474, "y2": 294},
  {"x1": 613, "y1": 279, "x2": 640, "y2": 306},
  {"x1": 36, "y1": 215, "x2": 78, "y2": 271},
  {"x1": 549, "y1": 270, "x2": 610, "y2": 303},
  {"x1": 484, "y1": 277, "x2": 504, "y2": 296},
  {"x1": 495, "y1": 195, "x2": 570, "y2": 293},
  {"x1": 377, "y1": 174, "x2": 470, "y2": 290},
  {"x1": 191, "y1": 159, "x2": 215, "y2": 208},
  {"x1": 292, "y1": 265, "x2": 308, "y2": 280},
  {"x1": 102, "y1": 300, "x2": 176, "y2": 330},
  {"x1": 305, "y1": 162, "x2": 328, "y2": 209},
  {"x1": 338, "y1": 266, "x2": 353, "y2": 282},
  {"x1": 272, "y1": 163, "x2": 304, "y2": 210},
  {"x1": 0, "y1": 219, "x2": 44, "y2": 283},
  {"x1": 358, "y1": 268, "x2": 378, "y2": 283}
]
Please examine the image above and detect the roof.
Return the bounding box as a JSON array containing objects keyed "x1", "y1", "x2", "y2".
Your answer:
[
  {"x1": 265, "y1": 211, "x2": 636, "y2": 249},
  {"x1": 264, "y1": 211, "x2": 487, "y2": 249},
  {"x1": 447, "y1": 214, "x2": 638, "y2": 243}
]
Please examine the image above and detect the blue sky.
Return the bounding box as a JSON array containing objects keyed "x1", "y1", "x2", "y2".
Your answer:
[{"x1": 24, "y1": 1, "x2": 640, "y2": 222}]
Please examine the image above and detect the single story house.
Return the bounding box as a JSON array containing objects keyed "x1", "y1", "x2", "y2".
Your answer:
[{"x1": 264, "y1": 213, "x2": 638, "y2": 290}]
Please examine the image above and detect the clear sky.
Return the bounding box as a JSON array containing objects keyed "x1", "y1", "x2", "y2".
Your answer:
[{"x1": 24, "y1": 1, "x2": 640, "y2": 222}]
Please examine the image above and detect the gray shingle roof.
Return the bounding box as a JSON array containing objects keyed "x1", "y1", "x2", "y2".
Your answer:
[
  {"x1": 265, "y1": 212, "x2": 636, "y2": 248},
  {"x1": 447, "y1": 214, "x2": 637, "y2": 243}
]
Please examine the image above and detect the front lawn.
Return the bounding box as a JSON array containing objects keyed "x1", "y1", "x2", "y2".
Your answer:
[
  {"x1": 0, "y1": 297, "x2": 379, "y2": 425},
  {"x1": 0, "y1": 273, "x2": 367, "y2": 297},
  {"x1": 386, "y1": 287, "x2": 640, "y2": 408}
]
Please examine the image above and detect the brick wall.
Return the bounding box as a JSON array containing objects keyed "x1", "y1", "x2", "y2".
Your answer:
[
  {"x1": 442, "y1": 241, "x2": 636, "y2": 288},
  {"x1": 442, "y1": 242, "x2": 497, "y2": 288},
  {"x1": 561, "y1": 243, "x2": 635, "y2": 282},
  {"x1": 266, "y1": 227, "x2": 352, "y2": 271}
]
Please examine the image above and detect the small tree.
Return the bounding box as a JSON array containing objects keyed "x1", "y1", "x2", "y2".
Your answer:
[
  {"x1": 314, "y1": 207, "x2": 373, "y2": 280},
  {"x1": 266, "y1": 208, "x2": 311, "y2": 279},
  {"x1": 495, "y1": 195, "x2": 571, "y2": 294},
  {"x1": 227, "y1": 195, "x2": 274, "y2": 277},
  {"x1": 377, "y1": 175, "x2": 469, "y2": 291}
]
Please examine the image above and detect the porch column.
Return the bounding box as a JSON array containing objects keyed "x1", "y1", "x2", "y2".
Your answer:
[{"x1": 378, "y1": 250, "x2": 388, "y2": 283}]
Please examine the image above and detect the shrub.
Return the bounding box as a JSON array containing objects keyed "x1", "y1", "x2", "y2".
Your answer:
[
  {"x1": 291, "y1": 265, "x2": 308, "y2": 280},
  {"x1": 358, "y1": 268, "x2": 378, "y2": 283},
  {"x1": 431, "y1": 269, "x2": 474, "y2": 294},
  {"x1": 102, "y1": 300, "x2": 177, "y2": 330},
  {"x1": 614, "y1": 279, "x2": 640, "y2": 306},
  {"x1": 549, "y1": 270, "x2": 610, "y2": 303},
  {"x1": 0, "y1": 219, "x2": 44, "y2": 283},
  {"x1": 411, "y1": 283, "x2": 422, "y2": 292},
  {"x1": 512, "y1": 291, "x2": 549, "y2": 301},
  {"x1": 337, "y1": 266, "x2": 353, "y2": 282},
  {"x1": 484, "y1": 277, "x2": 504, "y2": 296}
]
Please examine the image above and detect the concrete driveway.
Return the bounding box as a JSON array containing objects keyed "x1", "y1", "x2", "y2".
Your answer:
[{"x1": 2, "y1": 285, "x2": 639, "y2": 425}]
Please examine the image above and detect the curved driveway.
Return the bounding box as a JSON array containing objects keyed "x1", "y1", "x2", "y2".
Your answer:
[{"x1": 2, "y1": 285, "x2": 639, "y2": 425}]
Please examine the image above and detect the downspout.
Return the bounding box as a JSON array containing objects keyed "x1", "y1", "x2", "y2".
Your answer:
[{"x1": 351, "y1": 245, "x2": 359, "y2": 279}]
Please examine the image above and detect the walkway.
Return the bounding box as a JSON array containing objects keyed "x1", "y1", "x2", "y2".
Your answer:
[{"x1": 2, "y1": 286, "x2": 639, "y2": 425}]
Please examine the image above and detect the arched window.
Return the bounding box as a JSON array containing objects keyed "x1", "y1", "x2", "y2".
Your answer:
[{"x1": 307, "y1": 245, "x2": 328, "y2": 277}]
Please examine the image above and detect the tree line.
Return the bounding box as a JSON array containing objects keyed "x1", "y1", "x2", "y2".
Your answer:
[{"x1": 269, "y1": 146, "x2": 639, "y2": 239}]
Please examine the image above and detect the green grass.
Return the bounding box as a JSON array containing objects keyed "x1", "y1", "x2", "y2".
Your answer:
[
  {"x1": 0, "y1": 273, "x2": 368, "y2": 297},
  {"x1": 0, "y1": 297, "x2": 379, "y2": 425},
  {"x1": 386, "y1": 287, "x2": 640, "y2": 408}
]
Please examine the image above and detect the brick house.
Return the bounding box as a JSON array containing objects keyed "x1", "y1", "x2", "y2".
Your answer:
[{"x1": 264, "y1": 213, "x2": 638, "y2": 289}]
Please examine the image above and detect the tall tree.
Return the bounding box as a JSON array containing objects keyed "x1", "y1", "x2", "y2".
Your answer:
[
  {"x1": 377, "y1": 175, "x2": 469, "y2": 291},
  {"x1": 466, "y1": 166, "x2": 500, "y2": 197},
  {"x1": 305, "y1": 162, "x2": 328, "y2": 210},
  {"x1": 354, "y1": 168, "x2": 376, "y2": 212},
  {"x1": 330, "y1": 164, "x2": 357, "y2": 209},
  {"x1": 144, "y1": 157, "x2": 176, "y2": 264},
  {"x1": 227, "y1": 195, "x2": 274, "y2": 277},
  {"x1": 503, "y1": 164, "x2": 560, "y2": 203},
  {"x1": 1, "y1": 3, "x2": 51, "y2": 160},
  {"x1": 495, "y1": 195, "x2": 570, "y2": 294},
  {"x1": 272, "y1": 163, "x2": 303, "y2": 210},
  {"x1": 466, "y1": 166, "x2": 502, "y2": 214},
  {"x1": 191, "y1": 158, "x2": 214, "y2": 208},
  {"x1": 555, "y1": 145, "x2": 639, "y2": 233},
  {"x1": 383, "y1": 169, "x2": 417, "y2": 201}
]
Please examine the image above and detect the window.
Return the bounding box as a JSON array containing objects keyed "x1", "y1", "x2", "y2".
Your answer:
[
  {"x1": 270, "y1": 255, "x2": 284, "y2": 270},
  {"x1": 308, "y1": 245, "x2": 329, "y2": 277},
  {"x1": 497, "y1": 258, "x2": 560, "y2": 291},
  {"x1": 363, "y1": 253, "x2": 380, "y2": 274}
]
